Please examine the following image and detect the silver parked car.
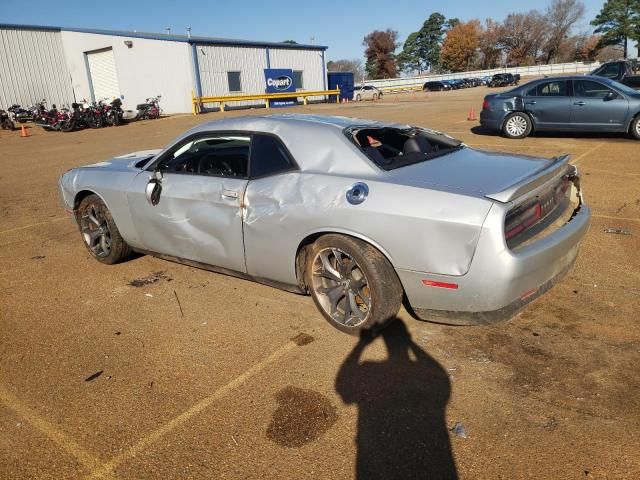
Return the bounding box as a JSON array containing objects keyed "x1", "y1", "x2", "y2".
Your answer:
[
  {"x1": 59, "y1": 114, "x2": 590, "y2": 334},
  {"x1": 353, "y1": 85, "x2": 383, "y2": 102}
]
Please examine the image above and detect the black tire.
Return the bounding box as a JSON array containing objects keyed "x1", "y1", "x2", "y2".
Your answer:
[
  {"x1": 356, "y1": 94, "x2": 361, "y2": 102},
  {"x1": 372, "y1": 93, "x2": 378, "y2": 101},
  {"x1": 75, "y1": 194, "x2": 133, "y2": 265},
  {"x1": 60, "y1": 119, "x2": 75, "y2": 132},
  {"x1": 502, "y1": 112, "x2": 532, "y2": 139},
  {"x1": 91, "y1": 115, "x2": 104, "y2": 129},
  {"x1": 630, "y1": 115, "x2": 640, "y2": 140},
  {"x1": 304, "y1": 234, "x2": 403, "y2": 334}
]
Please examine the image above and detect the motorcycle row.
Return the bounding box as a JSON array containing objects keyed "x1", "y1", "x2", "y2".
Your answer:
[{"x1": 0, "y1": 96, "x2": 162, "y2": 132}]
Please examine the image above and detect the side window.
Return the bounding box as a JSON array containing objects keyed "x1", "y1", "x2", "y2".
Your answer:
[
  {"x1": 533, "y1": 81, "x2": 567, "y2": 97},
  {"x1": 157, "y1": 135, "x2": 250, "y2": 177},
  {"x1": 574, "y1": 80, "x2": 613, "y2": 99},
  {"x1": 250, "y1": 134, "x2": 296, "y2": 178},
  {"x1": 227, "y1": 71, "x2": 242, "y2": 92},
  {"x1": 293, "y1": 70, "x2": 303, "y2": 89}
]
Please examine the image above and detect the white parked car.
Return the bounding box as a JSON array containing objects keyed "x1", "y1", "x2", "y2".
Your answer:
[{"x1": 354, "y1": 85, "x2": 383, "y2": 102}]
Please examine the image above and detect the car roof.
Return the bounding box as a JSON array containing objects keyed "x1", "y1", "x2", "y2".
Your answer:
[
  {"x1": 192, "y1": 114, "x2": 406, "y2": 133},
  {"x1": 166, "y1": 114, "x2": 412, "y2": 176}
]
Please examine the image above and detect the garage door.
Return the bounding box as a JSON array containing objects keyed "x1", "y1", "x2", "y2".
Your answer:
[{"x1": 86, "y1": 48, "x2": 120, "y2": 101}]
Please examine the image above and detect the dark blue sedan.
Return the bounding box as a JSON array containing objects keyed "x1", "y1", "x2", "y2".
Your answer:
[{"x1": 480, "y1": 75, "x2": 640, "y2": 139}]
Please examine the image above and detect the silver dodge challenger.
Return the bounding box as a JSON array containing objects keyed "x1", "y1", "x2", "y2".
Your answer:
[{"x1": 59, "y1": 114, "x2": 591, "y2": 334}]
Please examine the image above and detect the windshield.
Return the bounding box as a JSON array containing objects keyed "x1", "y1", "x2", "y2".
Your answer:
[{"x1": 345, "y1": 126, "x2": 463, "y2": 171}]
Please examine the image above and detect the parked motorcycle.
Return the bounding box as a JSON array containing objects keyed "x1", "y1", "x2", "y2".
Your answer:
[
  {"x1": 101, "y1": 97, "x2": 124, "y2": 126},
  {"x1": 135, "y1": 95, "x2": 161, "y2": 120},
  {"x1": 34, "y1": 102, "x2": 70, "y2": 131},
  {"x1": 60, "y1": 102, "x2": 89, "y2": 132},
  {"x1": 0, "y1": 109, "x2": 16, "y2": 130}
]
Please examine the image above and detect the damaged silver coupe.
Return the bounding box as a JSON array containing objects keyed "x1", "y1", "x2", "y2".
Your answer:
[{"x1": 59, "y1": 114, "x2": 590, "y2": 333}]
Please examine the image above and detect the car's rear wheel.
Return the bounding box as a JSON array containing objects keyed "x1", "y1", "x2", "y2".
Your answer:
[
  {"x1": 305, "y1": 234, "x2": 403, "y2": 334},
  {"x1": 502, "y1": 112, "x2": 532, "y2": 139},
  {"x1": 630, "y1": 115, "x2": 640, "y2": 140},
  {"x1": 76, "y1": 194, "x2": 133, "y2": 264},
  {"x1": 372, "y1": 93, "x2": 378, "y2": 101}
]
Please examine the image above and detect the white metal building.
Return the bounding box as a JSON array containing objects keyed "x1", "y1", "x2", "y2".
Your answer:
[{"x1": 0, "y1": 24, "x2": 328, "y2": 114}]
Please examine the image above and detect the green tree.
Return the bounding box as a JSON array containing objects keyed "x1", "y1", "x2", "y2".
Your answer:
[
  {"x1": 591, "y1": 0, "x2": 640, "y2": 59},
  {"x1": 398, "y1": 13, "x2": 452, "y2": 73},
  {"x1": 417, "y1": 13, "x2": 448, "y2": 72},
  {"x1": 397, "y1": 32, "x2": 423, "y2": 73}
]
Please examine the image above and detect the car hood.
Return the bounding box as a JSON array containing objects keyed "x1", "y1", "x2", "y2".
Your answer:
[
  {"x1": 81, "y1": 149, "x2": 161, "y2": 171},
  {"x1": 384, "y1": 146, "x2": 553, "y2": 199}
]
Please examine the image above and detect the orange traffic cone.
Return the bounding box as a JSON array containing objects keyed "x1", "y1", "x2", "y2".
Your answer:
[
  {"x1": 20, "y1": 124, "x2": 29, "y2": 137},
  {"x1": 467, "y1": 106, "x2": 477, "y2": 121}
]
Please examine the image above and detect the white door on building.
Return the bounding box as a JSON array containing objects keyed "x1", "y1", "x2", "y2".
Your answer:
[{"x1": 86, "y1": 48, "x2": 120, "y2": 101}]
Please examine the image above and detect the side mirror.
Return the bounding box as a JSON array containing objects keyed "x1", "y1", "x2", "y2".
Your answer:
[
  {"x1": 604, "y1": 91, "x2": 617, "y2": 101},
  {"x1": 146, "y1": 170, "x2": 163, "y2": 206}
]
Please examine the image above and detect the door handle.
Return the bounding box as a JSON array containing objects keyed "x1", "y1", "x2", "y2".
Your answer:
[
  {"x1": 525, "y1": 101, "x2": 536, "y2": 105},
  {"x1": 222, "y1": 189, "x2": 238, "y2": 199},
  {"x1": 573, "y1": 101, "x2": 585, "y2": 106}
]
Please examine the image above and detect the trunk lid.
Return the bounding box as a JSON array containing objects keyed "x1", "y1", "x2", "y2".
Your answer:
[{"x1": 385, "y1": 146, "x2": 569, "y2": 202}]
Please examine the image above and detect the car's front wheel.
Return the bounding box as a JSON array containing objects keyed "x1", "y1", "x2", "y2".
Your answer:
[
  {"x1": 630, "y1": 115, "x2": 640, "y2": 140},
  {"x1": 76, "y1": 194, "x2": 133, "y2": 264},
  {"x1": 355, "y1": 94, "x2": 361, "y2": 102},
  {"x1": 502, "y1": 112, "x2": 532, "y2": 139},
  {"x1": 305, "y1": 234, "x2": 403, "y2": 334}
]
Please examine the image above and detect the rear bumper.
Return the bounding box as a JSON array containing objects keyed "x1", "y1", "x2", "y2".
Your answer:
[
  {"x1": 479, "y1": 110, "x2": 505, "y2": 130},
  {"x1": 398, "y1": 204, "x2": 591, "y2": 326}
]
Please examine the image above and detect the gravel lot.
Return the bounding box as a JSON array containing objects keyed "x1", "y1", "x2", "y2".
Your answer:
[{"x1": 1, "y1": 86, "x2": 639, "y2": 479}]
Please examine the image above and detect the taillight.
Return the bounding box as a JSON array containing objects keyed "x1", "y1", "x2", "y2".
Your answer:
[
  {"x1": 482, "y1": 99, "x2": 490, "y2": 110},
  {"x1": 505, "y1": 202, "x2": 542, "y2": 240}
]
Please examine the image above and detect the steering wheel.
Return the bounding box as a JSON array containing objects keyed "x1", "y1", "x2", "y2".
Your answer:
[
  {"x1": 218, "y1": 160, "x2": 234, "y2": 175},
  {"x1": 199, "y1": 158, "x2": 235, "y2": 176}
]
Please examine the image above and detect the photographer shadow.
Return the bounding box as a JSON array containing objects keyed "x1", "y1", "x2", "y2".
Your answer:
[{"x1": 335, "y1": 319, "x2": 457, "y2": 480}]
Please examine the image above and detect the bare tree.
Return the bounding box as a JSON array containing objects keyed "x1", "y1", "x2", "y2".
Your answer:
[
  {"x1": 478, "y1": 19, "x2": 502, "y2": 68},
  {"x1": 543, "y1": 0, "x2": 586, "y2": 63},
  {"x1": 499, "y1": 11, "x2": 548, "y2": 65},
  {"x1": 327, "y1": 59, "x2": 365, "y2": 80}
]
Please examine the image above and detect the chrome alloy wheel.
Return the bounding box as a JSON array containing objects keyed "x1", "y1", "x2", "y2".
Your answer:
[
  {"x1": 311, "y1": 248, "x2": 371, "y2": 328},
  {"x1": 80, "y1": 206, "x2": 112, "y2": 258},
  {"x1": 636, "y1": 119, "x2": 640, "y2": 137},
  {"x1": 505, "y1": 115, "x2": 528, "y2": 137}
]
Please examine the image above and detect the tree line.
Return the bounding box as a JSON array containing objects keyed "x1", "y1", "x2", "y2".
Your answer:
[{"x1": 328, "y1": 0, "x2": 640, "y2": 79}]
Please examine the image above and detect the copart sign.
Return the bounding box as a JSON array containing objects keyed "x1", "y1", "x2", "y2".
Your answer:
[
  {"x1": 264, "y1": 69, "x2": 295, "y2": 93},
  {"x1": 264, "y1": 68, "x2": 296, "y2": 107}
]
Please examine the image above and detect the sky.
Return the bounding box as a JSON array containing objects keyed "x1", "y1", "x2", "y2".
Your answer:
[{"x1": 0, "y1": 0, "x2": 611, "y2": 61}]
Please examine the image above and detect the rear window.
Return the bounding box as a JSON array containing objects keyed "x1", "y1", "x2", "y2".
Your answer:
[{"x1": 346, "y1": 127, "x2": 463, "y2": 171}]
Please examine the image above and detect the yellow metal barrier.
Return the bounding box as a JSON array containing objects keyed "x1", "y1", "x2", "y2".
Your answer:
[{"x1": 191, "y1": 89, "x2": 342, "y2": 114}]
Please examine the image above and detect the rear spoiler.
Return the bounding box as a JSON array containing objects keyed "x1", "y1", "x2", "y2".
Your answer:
[{"x1": 485, "y1": 154, "x2": 572, "y2": 203}]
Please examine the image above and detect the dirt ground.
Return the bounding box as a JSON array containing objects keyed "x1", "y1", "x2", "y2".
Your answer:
[{"x1": 1, "y1": 86, "x2": 639, "y2": 480}]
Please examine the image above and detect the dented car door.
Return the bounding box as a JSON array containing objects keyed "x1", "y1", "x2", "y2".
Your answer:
[{"x1": 126, "y1": 134, "x2": 249, "y2": 273}]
